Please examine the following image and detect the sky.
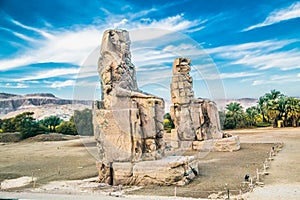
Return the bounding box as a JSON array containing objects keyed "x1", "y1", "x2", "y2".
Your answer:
[{"x1": 0, "y1": 0, "x2": 300, "y2": 102}]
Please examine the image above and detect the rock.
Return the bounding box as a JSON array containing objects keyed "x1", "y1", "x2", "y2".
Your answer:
[
  {"x1": 192, "y1": 136, "x2": 240, "y2": 152},
  {"x1": 96, "y1": 156, "x2": 199, "y2": 186},
  {"x1": 213, "y1": 136, "x2": 240, "y2": 152},
  {"x1": 170, "y1": 129, "x2": 179, "y2": 148}
]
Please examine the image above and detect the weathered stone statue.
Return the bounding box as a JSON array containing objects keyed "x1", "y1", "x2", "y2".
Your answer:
[
  {"x1": 170, "y1": 58, "x2": 240, "y2": 151},
  {"x1": 94, "y1": 29, "x2": 165, "y2": 163}
]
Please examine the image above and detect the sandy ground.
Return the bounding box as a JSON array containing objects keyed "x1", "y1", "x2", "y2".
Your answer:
[
  {"x1": 230, "y1": 128, "x2": 300, "y2": 200},
  {"x1": 215, "y1": 127, "x2": 300, "y2": 200},
  {"x1": 0, "y1": 127, "x2": 299, "y2": 199}
]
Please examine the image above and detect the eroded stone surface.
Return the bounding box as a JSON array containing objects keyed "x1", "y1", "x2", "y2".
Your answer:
[
  {"x1": 192, "y1": 136, "x2": 241, "y2": 152},
  {"x1": 170, "y1": 58, "x2": 240, "y2": 152},
  {"x1": 170, "y1": 58, "x2": 223, "y2": 141},
  {"x1": 93, "y1": 30, "x2": 200, "y2": 186},
  {"x1": 93, "y1": 29, "x2": 165, "y2": 163},
  {"x1": 96, "y1": 156, "x2": 199, "y2": 186}
]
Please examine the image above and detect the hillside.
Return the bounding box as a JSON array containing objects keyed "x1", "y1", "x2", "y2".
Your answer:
[{"x1": 0, "y1": 93, "x2": 92, "y2": 120}]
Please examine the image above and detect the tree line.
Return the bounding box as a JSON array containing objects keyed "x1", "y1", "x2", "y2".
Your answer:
[
  {"x1": 0, "y1": 109, "x2": 94, "y2": 139},
  {"x1": 222, "y1": 90, "x2": 300, "y2": 129}
]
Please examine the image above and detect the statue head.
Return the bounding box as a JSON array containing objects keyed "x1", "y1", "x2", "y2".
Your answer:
[
  {"x1": 100, "y1": 29, "x2": 131, "y2": 59},
  {"x1": 173, "y1": 58, "x2": 191, "y2": 75}
]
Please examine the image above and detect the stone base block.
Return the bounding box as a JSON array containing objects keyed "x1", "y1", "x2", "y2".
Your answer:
[
  {"x1": 192, "y1": 136, "x2": 240, "y2": 152},
  {"x1": 96, "y1": 156, "x2": 199, "y2": 186},
  {"x1": 179, "y1": 141, "x2": 193, "y2": 150},
  {"x1": 170, "y1": 129, "x2": 179, "y2": 148}
]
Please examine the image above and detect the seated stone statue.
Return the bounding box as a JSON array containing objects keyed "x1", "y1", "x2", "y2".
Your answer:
[
  {"x1": 170, "y1": 58, "x2": 223, "y2": 142},
  {"x1": 93, "y1": 30, "x2": 165, "y2": 164}
]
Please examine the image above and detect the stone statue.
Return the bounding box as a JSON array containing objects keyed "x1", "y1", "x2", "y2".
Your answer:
[
  {"x1": 170, "y1": 58, "x2": 223, "y2": 144},
  {"x1": 93, "y1": 29, "x2": 165, "y2": 164}
]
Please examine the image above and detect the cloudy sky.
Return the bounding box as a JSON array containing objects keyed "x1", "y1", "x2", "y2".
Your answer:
[{"x1": 0, "y1": 0, "x2": 300, "y2": 101}]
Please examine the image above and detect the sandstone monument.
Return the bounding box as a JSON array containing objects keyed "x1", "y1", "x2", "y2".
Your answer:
[
  {"x1": 93, "y1": 29, "x2": 199, "y2": 185},
  {"x1": 170, "y1": 58, "x2": 240, "y2": 152}
]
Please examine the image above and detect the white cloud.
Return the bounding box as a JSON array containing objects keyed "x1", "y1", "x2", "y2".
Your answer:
[
  {"x1": 298, "y1": 73, "x2": 300, "y2": 77},
  {"x1": 0, "y1": 25, "x2": 36, "y2": 43},
  {"x1": 220, "y1": 72, "x2": 260, "y2": 79},
  {"x1": 136, "y1": 66, "x2": 170, "y2": 72},
  {"x1": 233, "y1": 50, "x2": 300, "y2": 71},
  {"x1": 0, "y1": 13, "x2": 205, "y2": 72},
  {"x1": 243, "y1": 2, "x2": 300, "y2": 31},
  {"x1": 252, "y1": 74, "x2": 300, "y2": 86},
  {"x1": 0, "y1": 82, "x2": 29, "y2": 88},
  {"x1": 18, "y1": 68, "x2": 79, "y2": 81},
  {"x1": 0, "y1": 26, "x2": 101, "y2": 71},
  {"x1": 206, "y1": 39, "x2": 300, "y2": 71},
  {"x1": 163, "y1": 44, "x2": 197, "y2": 52},
  {"x1": 206, "y1": 40, "x2": 295, "y2": 55},
  {"x1": 49, "y1": 80, "x2": 75, "y2": 88},
  {"x1": 11, "y1": 19, "x2": 54, "y2": 39},
  {"x1": 132, "y1": 49, "x2": 175, "y2": 67},
  {"x1": 143, "y1": 14, "x2": 198, "y2": 31},
  {"x1": 197, "y1": 72, "x2": 260, "y2": 81},
  {"x1": 11, "y1": 31, "x2": 36, "y2": 43},
  {"x1": 113, "y1": 18, "x2": 128, "y2": 28}
]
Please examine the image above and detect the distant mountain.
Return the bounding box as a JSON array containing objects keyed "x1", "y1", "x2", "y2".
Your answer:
[
  {"x1": 214, "y1": 98, "x2": 258, "y2": 111},
  {"x1": 0, "y1": 93, "x2": 92, "y2": 119},
  {"x1": 0, "y1": 92, "x2": 259, "y2": 119}
]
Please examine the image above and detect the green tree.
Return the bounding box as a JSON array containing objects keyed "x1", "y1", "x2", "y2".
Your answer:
[
  {"x1": 224, "y1": 102, "x2": 244, "y2": 129},
  {"x1": 163, "y1": 113, "x2": 174, "y2": 128},
  {"x1": 264, "y1": 90, "x2": 284, "y2": 127},
  {"x1": 285, "y1": 97, "x2": 300, "y2": 127},
  {"x1": 257, "y1": 96, "x2": 268, "y2": 123},
  {"x1": 1, "y1": 118, "x2": 15, "y2": 132},
  {"x1": 56, "y1": 116, "x2": 78, "y2": 135},
  {"x1": 245, "y1": 106, "x2": 259, "y2": 127},
  {"x1": 11, "y1": 112, "x2": 46, "y2": 139},
  {"x1": 40, "y1": 116, "x2": 62, "y2": 132},
  {"x1": 12, "y1": 112, "x2": 35, "y2": 132}
]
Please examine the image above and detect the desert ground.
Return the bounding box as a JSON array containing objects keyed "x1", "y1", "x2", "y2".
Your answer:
[{"x1": 0, "y1": 127, "x2": 299, "y2": 199}]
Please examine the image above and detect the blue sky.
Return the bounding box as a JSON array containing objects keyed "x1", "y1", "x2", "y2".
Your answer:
[{"x1": 0, "y1": 0, "x2": 300, "y2": 101}]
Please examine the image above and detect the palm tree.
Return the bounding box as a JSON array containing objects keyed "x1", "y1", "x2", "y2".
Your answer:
[
  {"x1": 265, "y1": 89, "x2": 283, "y2": 101},
  {"x1": 41, "y1": 116, "x2": 62, "y2": 132},
  {"x1": 264, "y1": 90, "x2": 284, "y2": 127},
  {"x1": 257, "y1": 96, "x2": 268, "y2": 122},
  {"x1": 246, "y1": 106, "x2": 259, "y2": 126},
  {"x1": 225, "y1": 102, "x2": 244, "y2": 128},
  {"x1": 285, "y1": 97, "x2": 300, "y2": 127}
]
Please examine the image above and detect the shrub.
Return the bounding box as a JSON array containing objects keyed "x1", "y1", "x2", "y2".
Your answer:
[
  {"x1": 256, "y1": 122, "x2": 272, "y2": 127},
  {"x1": 56, "y1": 121, "x2": 77, "y2": 135}
]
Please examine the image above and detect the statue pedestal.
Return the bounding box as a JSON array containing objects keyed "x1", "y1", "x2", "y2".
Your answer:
[
  {"x1": 192, "y1": 136, "x2": 241, "y2": 152},
  {"x1": 96, "y1": 156, "x2": 199, "y2": 186}
]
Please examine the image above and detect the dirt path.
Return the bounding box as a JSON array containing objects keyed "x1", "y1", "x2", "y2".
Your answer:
[{"x1": 228, "y1": 127, "x2": 300, "y2": 199}]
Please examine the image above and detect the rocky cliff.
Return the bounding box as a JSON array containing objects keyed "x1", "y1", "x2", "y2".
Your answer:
[{"x1": 0, "y1": 93, "x2": 91, "y2": 116}]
